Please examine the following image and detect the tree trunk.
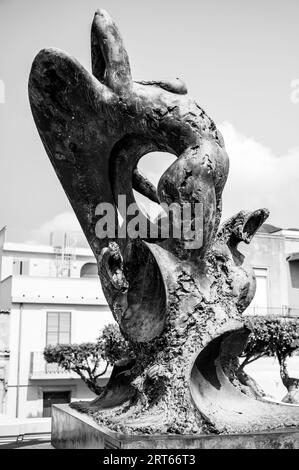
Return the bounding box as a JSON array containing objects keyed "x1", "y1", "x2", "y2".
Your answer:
[
  {"x1": 74, "y1": 369, "x2": 104, "y2": 395},
  {"x1": 278, "y1": 354, "x2": 299, "y2": 404},
  {"x1": 236, "y1": 365, "x2": 268, "y2": 399}
]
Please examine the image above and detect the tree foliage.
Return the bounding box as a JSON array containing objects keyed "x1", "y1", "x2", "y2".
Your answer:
[
  {"x1": 242, "y1": 315, "x2": 299, "y2": 365},
  {"x1": 240, "y1": 315, "x2": 299, "y2": 395},
  {"x1": 44, "y1": 323, "x2": 133, "y2": 395},
  {"x1": 101, "y1": 323, "x2": 134, "y2": 364}
]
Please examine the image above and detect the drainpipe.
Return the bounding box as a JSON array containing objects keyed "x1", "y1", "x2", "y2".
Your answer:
[{"x1": 16, "y1": 302, "x2": 23, "y2": 418}]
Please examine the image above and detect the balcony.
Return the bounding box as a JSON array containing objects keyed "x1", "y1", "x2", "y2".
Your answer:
[{"x1": 29, "y1": 352, "x2": 79, "y2": 380}]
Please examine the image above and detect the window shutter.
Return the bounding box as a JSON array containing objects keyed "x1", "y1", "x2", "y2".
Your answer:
[{"x1": 46, "y1": 312, "x2": 71, "y2": 345}]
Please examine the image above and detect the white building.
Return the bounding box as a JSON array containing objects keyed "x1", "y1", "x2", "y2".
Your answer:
[
  {"x1": 243, "y1": 224, "x2": 299, "y2": 317},
  {"x1": 0, "y1": 226, "x2": 113, "y2": 419}
]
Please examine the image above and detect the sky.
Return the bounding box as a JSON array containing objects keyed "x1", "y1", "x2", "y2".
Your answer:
[{"x1": 0, "y1": 0, "x2": 299, "y2": 243}]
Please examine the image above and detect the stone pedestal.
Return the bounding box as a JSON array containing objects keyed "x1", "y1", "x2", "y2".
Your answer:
[{"x1": 51, "y1": 404, "x2": 299, "y2": 449}]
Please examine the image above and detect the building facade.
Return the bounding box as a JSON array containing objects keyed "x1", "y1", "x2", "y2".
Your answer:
[
  {"x1": 0, "y1": 227, "x2": 113, "y2": 419},
  {"x1": 242, "y1": 225, "x2": 299, "y2": 317}
]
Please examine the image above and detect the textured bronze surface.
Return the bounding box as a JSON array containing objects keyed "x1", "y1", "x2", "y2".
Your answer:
[{"x1": 29, "y1": 9, "x2": 299, "y2": 435}]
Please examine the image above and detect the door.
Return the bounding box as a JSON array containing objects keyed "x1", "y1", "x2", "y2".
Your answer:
[{"x1": 42, "y1": 390, "x2": 71, "y2": 417}]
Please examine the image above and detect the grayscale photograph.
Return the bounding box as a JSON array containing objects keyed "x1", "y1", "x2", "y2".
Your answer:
[{"x1": 0, "y1": 0, "x2": 299, "y2": 458}]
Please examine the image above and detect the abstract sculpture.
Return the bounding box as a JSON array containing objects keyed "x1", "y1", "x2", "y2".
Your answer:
[{"x1": 29, "y1": 9, "x2": 299, "y2": 435}]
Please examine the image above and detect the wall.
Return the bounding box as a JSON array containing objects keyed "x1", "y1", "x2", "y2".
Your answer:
[
  {"x1": 241, "y1": 234, "x2": 288, "y2": 312},
  {"x1": 0, "y1": 311, "x2": 9, "y2": 351},
  {"x1": 1, "y1": 249, "x2": 96, "y2": 280},
  {"x1": 0, "y1": 312, "x2": 10, "y2": 414},
  {"x1": 8, "y1": 276, "x2": 106, "y2": 304},
  {"x1": 285, "y1": 237, "x2": 299, "y2": 255},
  {"x1": 0, "y1": 276, "x2": 12, "y2": 311},
  {"x1": 5, "y1": 303, "x2": 113, "y2": 418},
  {"x1": 0, "y1": 234, "x2": 115, "y2": 418},
  {"x1": 6, "y1": 378, "x2": 106, "y2": 419}
]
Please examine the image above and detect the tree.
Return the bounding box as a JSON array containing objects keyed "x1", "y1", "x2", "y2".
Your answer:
[
  {"x1": 44, "y1": 323, "x2": 134, "y2": 395},
  {"x1": 101, "y1": 323, "x2": 134, "y2": 364},
  {"x1": 238, "y1": 315, "x2": 299, "y2": 402}
]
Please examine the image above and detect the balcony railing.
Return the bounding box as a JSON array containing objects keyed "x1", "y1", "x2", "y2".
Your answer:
[
  {"x1": 245, "y1": 306, "x2": 299, "y2": 317},
  {"x1": 30, "y1": 352, "x2": 78, "y2": 379}
]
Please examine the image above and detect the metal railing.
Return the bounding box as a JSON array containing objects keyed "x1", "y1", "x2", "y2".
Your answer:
[
  {"x1": 0, "y1": 432, "x2": 51, "y2": 448},
  {"x1": 30, "y1": 352, "x2": 75, "y2": 377},
  {"x1": 245, "y1": 306, "x2": 299, "y2": 317}
]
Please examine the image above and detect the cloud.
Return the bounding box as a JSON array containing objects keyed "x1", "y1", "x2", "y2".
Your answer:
[
  {"x1": 38, "y1": 211, "x2": 81, "y2": 234},
  {"x1": 26, "y1": 211, "x2": 86, "y2": 246},
  {"x1": 219, "y1": 121, "x2": 299, "y2": 228}
]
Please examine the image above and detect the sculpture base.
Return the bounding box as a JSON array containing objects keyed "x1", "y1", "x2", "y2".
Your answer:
[{"x1": 52, "y1": 404, "x2": 299, "y2": 449}]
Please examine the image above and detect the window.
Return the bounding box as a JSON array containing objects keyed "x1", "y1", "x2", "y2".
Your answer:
[
  {"x1": 80, "y1": 262, "x2": 98, "y2": 278},
  {"x1": 46, "y1": 312, "x2": 71, "y2": 345},
  {"x1": 289, "y1": 260, "x2": 299, "y2": 289}
]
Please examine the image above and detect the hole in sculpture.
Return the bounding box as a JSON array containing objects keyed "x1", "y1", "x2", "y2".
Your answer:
[
  {"x1": 189, "y1": 329, "x2": 252, "y2": 419},
  {"x1": 134, "y1": 151, "x2": 176, "y2": 222},
  {"x1": 243, "y1": 213, "x2": 265, "y2": 239},
  {"x1": 190, "y1": 328, "x2": 299, "y2": 405},
  {"x1": 239, "y1": 353, "x2": 299, "y2": 402},
  {"x1": 137, "y1": 151, "x2": 176, "y2": 188}
]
